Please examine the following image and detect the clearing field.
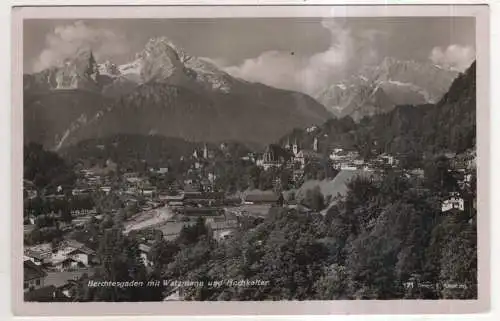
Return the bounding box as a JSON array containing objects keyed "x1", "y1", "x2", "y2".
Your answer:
[{"x1": 124, "y1": 206, "x2": 174, "y2": 234}]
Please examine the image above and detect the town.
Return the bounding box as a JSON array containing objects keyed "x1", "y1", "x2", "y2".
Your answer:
[{"x1": 23, "y1": 129, "x2": 477, "y2": 301}]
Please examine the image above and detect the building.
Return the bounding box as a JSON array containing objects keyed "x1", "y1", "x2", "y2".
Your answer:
[
  {"x1": 24, "y1": 243, "x2": 53, "y2": 266},
  {"x1": 141, "y1": 187, "x2": 157, "y2": 199},
  {"x1": 24, "y1": 285, "x2": 70, "y2": 302},
  {"x1": 139, "y1": 243, "x2": 152, "y2": 267},
  {"x1": 378, "y1": 153, "x2": 398, "y2": 167},
  {"x1": 52, "y1": 258, "x2": 81, "y2": 272},
  {"x1": 205, "y1": 217, "x2": 239, "y2": 241},
  {"x1": 242, "y1": 190, "x2": 279, "y2": 205},
  {"x1": 306, "y1": 125, "x2": 318, "y2": 133},
  {"x1": 183, "y1": 191, "x2": 224, "y2": 206},
  {"x1": 24, "y1": 260, "x2": 47, "y2": 292},
  {"x1": 160, "y1": 193, "x2": 184, "y2": 203},
  {"x1": 70, "y1": 208, "x2": 97, "y2": 217},
  {"x1": 150, "y1": 167, "x2": 169, "y2": 174},
  {"x1": 257, "y1": 145, "x2": 286, "y2": 170},
  {"x1": 99, "y1": 186, "x2": 112, "y2": 194},
  {"x1": 182, "y1": 207, "x2": 223, "y2": 217},
  {"x1": 49, "y1": 240, "x2": 96, "y2": 270},
  {"x1": 23, "y1": 179, "x2": 38, "y2": 199}
]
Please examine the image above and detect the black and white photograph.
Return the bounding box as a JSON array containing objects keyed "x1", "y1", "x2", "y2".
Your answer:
[{"x1": 16, "y1": 6, "x2": 486, "y2": 309}]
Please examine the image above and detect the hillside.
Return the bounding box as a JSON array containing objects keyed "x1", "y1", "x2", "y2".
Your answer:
[{"x1": 23, "y1": 90, "x2": 112, "y2": 148}]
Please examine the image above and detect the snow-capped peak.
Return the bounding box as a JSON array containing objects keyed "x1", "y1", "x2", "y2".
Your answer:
[{"x1": 315, "y1": 57, "x2": 460, "y2": 120}]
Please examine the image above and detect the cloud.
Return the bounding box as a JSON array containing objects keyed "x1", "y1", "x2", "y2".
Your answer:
[
  {"x1": 429, "y1": 45, "x2": 475, "y2": 72},
  {"x1": 32, "y1": 21, "x2": 128, "y2": 72},
  {"x1": 220, "y1": 20, "x2": 385, "y2": 95}
]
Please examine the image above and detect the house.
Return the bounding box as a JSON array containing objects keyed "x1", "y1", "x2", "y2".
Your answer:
[
  {"x1": 24, "y1": 224, "x2": 36, "y2": 236},
  {"x1": 306, "y1": 126, "x2": 318, "y2": 133},
  {"x1": 150, "y1": 167, "x2": 169, "y2": 174},
  {"x1": 24, "y1": 260, "x2": 47, "y2": 292},
  {"x1": 24, "y1": 243, "x2": 53, "y2": 266},
  {"x1": 59, "y1": 280, "x2": 79, "y2": 299},
  {"x1": 242, "y1": 190, "x2": 279, "y2": 205},
  {"x1": 329, "y1": 149, "x2": 344, "y2": 161},
  {"x1": 24, "y1": 285, "x2": 70, "y2": 302},
  {"x1": 183, "y1": 207, "x2": 222, "y2": 217},
  {"x1": 159, "y1": 193, "x2": 184, "y2": 203},
  {"x1": 442, "y1": 193, "x2": 465, "y2": 212},
  {"x1": 205, "y1": 218, "x2": 239, "y2": 241},
  {"x1": 52, "y1": 257, "x2": 82, "y2": 272},
  {"x1": 340, "y1": 163, "x2": 358, "y2": 171},
  {"x1": 70, "y1": 208, "x2": 97, "y2": 217},
  {"x1": 183, "y1": 192, "x2": 225, "y2": 206},
  {"x1": 257, "y1": 145, "x2": 286, "y2": 170},
  {"x1": 163, "y1": 287, "x2": 182, "y2": 301},
  {"x1": 23, "y1": 181, "x2": 38, "y2": 199},
  {"x1": 378, "y1": 154, "x2": 398, "y2": 166},
  {"x1": 49, "y1": 240, "x2": 96, "y2": 270},
  {"x1": 99, "y1": 186, "x2": 112, "y2": 194},
  {"x1": 141, "y1": 187, "x2": 157, "y2": 198},
  {"x1": 444, "y1": 152, "x2": 457, "y2": 159},
  {"x1": 408, "y1": 168, "x2": 425, "y2": 178}
]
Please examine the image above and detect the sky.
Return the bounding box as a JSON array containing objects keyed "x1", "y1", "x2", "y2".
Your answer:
[{"x1": 23, "y1": 17, "x2": 476, "y2": 95}]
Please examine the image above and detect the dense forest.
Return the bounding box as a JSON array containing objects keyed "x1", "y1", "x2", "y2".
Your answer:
[{"x1": 70, "y1": 163, "x2": 476, "y2": 301}]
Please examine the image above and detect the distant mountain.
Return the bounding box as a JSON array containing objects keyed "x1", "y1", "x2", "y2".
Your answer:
[
  {"x1": 24, "y1": 37, "x2": 332, "y2": 150},
  {"x1": 316, "y1": 57, "x2": 459, "y2": 121}
]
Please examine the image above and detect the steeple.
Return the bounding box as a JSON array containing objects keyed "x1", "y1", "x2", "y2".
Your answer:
[
  {"x1": 285, "y1": 138, "x2": 290, "y2": 150},
  {"x1": 292, "y1": 140, "x2": 299, "y2": 156},
  {"x1": 203, "y1": 144, "x2": 208, "y2": 159},
  {"x1": 313, "y1": 137, "x2": 318, "y2": 152}
]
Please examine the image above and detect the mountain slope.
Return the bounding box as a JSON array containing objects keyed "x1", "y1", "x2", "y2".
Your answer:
[
  {"x1": 23, "y1": 90, "x2": 112, "y2": 148},
  {"x1": 59, "y1": 81, "x2": 330, "y2": 148}
]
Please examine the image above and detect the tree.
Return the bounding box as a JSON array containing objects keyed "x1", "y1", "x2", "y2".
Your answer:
[
  {"x1": 148, "y1": 240, "x2": 180, "y2": 270},
  {"x1": 75, "y1": 223, "x2": 163, "y2": 302},
  {"x1": 438, "y1": 218, "x2": 477, "y2": 299},
  {"x1": 314, "y1": 264, "x2": 349, "y2": 299},
  {"x1": 177, "y1": 217, "x2": 210, "y2": 247},
  {"x1": 24, "y1": 143, "x2": 76, "y2": 190},
  {"x1": 302, "y1": 186, "x2": 325, "y2": 212},
  {"x1": 424, "y1": 156, "x2": 458, "y2": 194}
]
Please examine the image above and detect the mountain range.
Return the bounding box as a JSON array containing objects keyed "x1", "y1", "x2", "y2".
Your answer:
[
  {"x1": 24, "y1": 37, "x2": 332, "y2": 150},
  {"x1": 24, "y1": 37, "x2": 464, "y2": 151},
  {"x1": 315, "y1": 57, "x2": 459, "y2": 121}
]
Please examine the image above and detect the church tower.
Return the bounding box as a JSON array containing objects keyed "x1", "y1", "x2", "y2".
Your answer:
[
  {"x1": 203, "y1": 144, "x2": 208, "y2": 159},
  {"x1": 292, "y1": 140, "x2": 299, "y2": 156},
  {"x1": 285, "y1": 138, "x2": 290, "y2": 150}
]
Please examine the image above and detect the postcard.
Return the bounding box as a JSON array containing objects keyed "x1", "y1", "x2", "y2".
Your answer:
[{"x1": 11, "y1": 3, "x2": 490, "y2": 316}]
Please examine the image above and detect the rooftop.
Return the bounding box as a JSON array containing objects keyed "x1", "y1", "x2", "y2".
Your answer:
[
  {"x1": 243, "y1": 190, "x2": 279, "y2": 203},
  {"x1": 24, "y1": 260, "x2": 47, "y2": 281},
  {"x1": 139, "y1": 244, "x2": 152, "y2": 253},
  {"x1": 24, "y1": 285, "x2": 69, "y2": 302}
]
